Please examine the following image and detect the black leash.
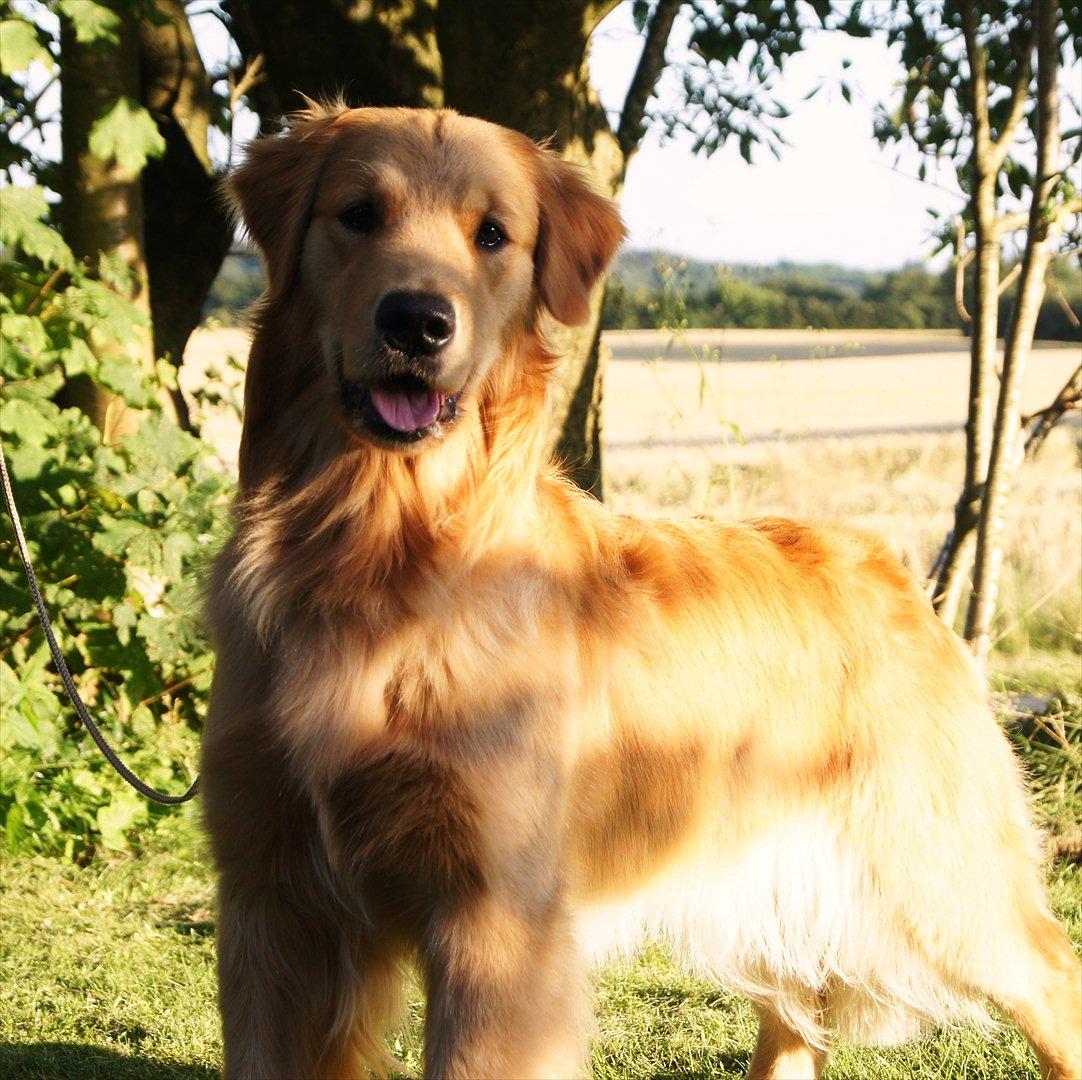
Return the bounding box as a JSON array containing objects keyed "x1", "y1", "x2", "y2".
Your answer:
[{"x1": 0, "y1": 442, "x2": 199, "y2": 805}]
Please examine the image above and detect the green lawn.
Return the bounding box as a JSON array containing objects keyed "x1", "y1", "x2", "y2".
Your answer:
[{"x1": 2, "y1": 696, "x2": 1078, "y2": 1080}]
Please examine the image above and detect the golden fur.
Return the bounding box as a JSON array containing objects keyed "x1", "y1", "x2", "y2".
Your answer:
[{"x1": 203, "y1": 105, "x2": 1081, "y2": 1080}]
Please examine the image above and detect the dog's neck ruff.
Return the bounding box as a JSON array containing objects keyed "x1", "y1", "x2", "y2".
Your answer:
[{"x1": 222, "y1": 321, "x2": 557, "y2": 640}]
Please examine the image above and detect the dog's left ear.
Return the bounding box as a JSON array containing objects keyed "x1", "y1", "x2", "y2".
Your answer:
[{"x1": 534, "y1": 153, "x2": 626, "y2": 326}]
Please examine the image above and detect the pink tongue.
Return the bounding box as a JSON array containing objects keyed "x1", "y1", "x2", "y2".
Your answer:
[{"x1": 370, "y1": 385, "x2": 442, "y2": 432}]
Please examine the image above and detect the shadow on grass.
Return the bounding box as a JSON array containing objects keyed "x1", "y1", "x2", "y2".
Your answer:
[
  {"x1": 0, "y1": 1042, "x2": 217, "y2": 1080},
  {"x1": 651, "y1": 1053, "x2": 751, "y2": 1079}
]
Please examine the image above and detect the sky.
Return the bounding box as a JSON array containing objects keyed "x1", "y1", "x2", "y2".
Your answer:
[{"x1": 589, "y1": 5, "x2": 965, "y2": 269}]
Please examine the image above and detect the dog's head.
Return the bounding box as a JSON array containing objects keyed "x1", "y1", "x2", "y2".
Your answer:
[{"x1": 230, "y1": 105, "x2": 624, "y2": 453}]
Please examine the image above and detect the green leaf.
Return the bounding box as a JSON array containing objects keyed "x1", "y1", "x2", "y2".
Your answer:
[
  {"x1": 87, "y1": 97, "x2": 166, "y2": 175},
  {"x1": 0, "y1": 661, "x2": 22, "y2": 717},
  {"x1": 93, "y1": 518, "x2": 149, "y2": 558},
  {"x1": 96, "y1": 788, "x2": 147, "y2": 851},
  {"x1": 0, "y1": 397, "x2": 51, "y2": 443},
  {"x1": 5, "y1": 703, "x2": 61, "y2": 751},
  {"x1": 97, "y1": 249, "x2": 135, "y2": 291},
  {"x1": 0, "y1": 18, "x2": 55, "y2": 74},
  {"x1": 0, "y1": 186, "x2": 74, "y2": 269},
  {"x1": 4, "y1": 804, "x2": 28, "y2": 854},
  {"x1": 57, "y1": 0, "x2": 120, "y2": 45},
  {"x1": 97, "y1": 351, "x2": 152, "y2": 406},
  {"x1": 0, "y1": 314, "x2": 50, "y2": 354},
  {"x1": 155, "y1": 357, "x2": 178, "y2": 390},
  {"x1": 62, "y1": 337, "x2": 97, "y2": 377}
]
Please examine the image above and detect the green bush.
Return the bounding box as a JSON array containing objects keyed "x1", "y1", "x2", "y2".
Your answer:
[{"x1": 1, "y1": 184, "x2": 233, "y2": 860}]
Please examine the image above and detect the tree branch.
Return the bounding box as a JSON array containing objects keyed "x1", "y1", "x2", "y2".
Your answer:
[
  {"x1": 1057, "y1": 195, "x2": 1082, "y2": 219},
  {"x1": 229, "y1": 51, "x2": 265, "y2": 110},
  {"x1": 1047, "y1": 265, "x2": 1081, "y2": 328},
  {"x1": 996, "y1": 260, "x2": 1022, "y2": 296},
  {"x1": 616, "y1": 0, "x2": 681, "y2": 161},
  {"x1": 999, "y1": 209, "x2": 1032, "y2": 233},
  {"x1": 1023, "y1": 362, "x2": 1082, "y2": 460},
  {"x1": 220, "y1": 0, "x2": 283, "y2": 132},
  {"x1": 960, "y1": 3, "x2": 991, "y2": 160},
  {"x1": 955, "y1": 218, "x2": 973, "y2": 322},
  {"x1": 990, "y1": 27, "x2": 1034, "y2": 169}
]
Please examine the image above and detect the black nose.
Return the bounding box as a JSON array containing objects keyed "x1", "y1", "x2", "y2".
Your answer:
[{"x1": 375, "y1": 291, "x2": 456, "y2": 356}]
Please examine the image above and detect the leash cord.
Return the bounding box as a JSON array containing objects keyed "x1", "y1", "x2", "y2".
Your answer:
[{"x1": 0, "y1": 443, "x2": 199, "y2": 805}]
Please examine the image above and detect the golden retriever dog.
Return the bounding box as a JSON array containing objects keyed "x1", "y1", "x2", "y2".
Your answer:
[{"x1": 203, "y1": 104, "x2": 1081, "y2": 1080}]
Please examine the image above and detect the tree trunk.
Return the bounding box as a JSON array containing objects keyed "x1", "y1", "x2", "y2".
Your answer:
[
  {"x1": 230, "y1": 0, "x2": 442, "y2": 111},
  {"x1": 933, "y1": 206, "x2": 999, "y2": 625},
  {"x1": 438, "y1": 0, "x2": 623, "y2": 495},
  {"x1": 58, "y1": 0, "x2": 154, "y2": 441},
  {"x1": 965, "y1": 0, "x2": 1061, "y2": 661},
  {"x1": 932, "y1": 5, "x2": 1001, "y2": 625},
  {"x1": 140, "y1": 0, "x2": 233, "y2": 431}
]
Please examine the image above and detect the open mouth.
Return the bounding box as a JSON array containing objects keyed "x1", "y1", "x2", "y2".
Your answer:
[{"x1": 338, "y1": 370, "x2": 460, "y2": 445}]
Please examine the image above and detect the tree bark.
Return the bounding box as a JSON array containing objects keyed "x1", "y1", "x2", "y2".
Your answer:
[
  {"x1": 966, "y1": 0, "x2": 1062, "y2": 660},
  {"x1": 230, "y1": 0, "x2": 442, "y2": 111},
  {"x1": 931, "y1": 8, "x2": 1037, "y2": 624},
  {"x1": 58, "y1": 0, "x2": 154, "y2": 441},
  {"x1": 139, "y1": 0, "x2": 233, "y2": 431},
  {"x1": 437, "y1": 0, "x2": 623, "y2": 495},
  {"x1": 932, "y1": 186, "x2": 999, "y2": 623}
]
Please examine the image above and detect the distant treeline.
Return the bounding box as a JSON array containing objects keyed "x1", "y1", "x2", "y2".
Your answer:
[
  {"x1": 602, "y1": 251, "x2": 1082, "y2": 340},
  {"x1": 204, "y1": 249, "x2": 1081, "y2": 340}
]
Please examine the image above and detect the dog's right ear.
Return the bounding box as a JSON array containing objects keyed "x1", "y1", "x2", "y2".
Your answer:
[{"x1": 227, "y1": 106, "x2": 342, "y2": 298}]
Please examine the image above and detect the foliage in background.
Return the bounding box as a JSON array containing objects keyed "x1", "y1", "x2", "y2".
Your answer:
[
  {"x1": 0, "y1": 5, "x2": 233, "y2": 858},
  {"x1": 601, "y1": 251, "x2": 1081, "y2": 336}
]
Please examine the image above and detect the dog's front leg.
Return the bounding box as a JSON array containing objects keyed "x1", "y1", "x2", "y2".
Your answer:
[
  {"x1": 205, "y1": 705, "x2": 401, "y2": 1080},
  {"x1": 217, "y1": 872, "x2": 350, "y2": 1079},
  {"x1": 421, "y1": 889, "x2": 590, "y2": 1080}
]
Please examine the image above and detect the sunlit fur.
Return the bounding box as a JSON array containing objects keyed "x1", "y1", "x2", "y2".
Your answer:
[{"x1": 203, "y1": 105, "x2": 1081, "y2": 1080}]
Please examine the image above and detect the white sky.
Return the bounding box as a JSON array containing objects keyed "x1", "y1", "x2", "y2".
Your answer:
[{"x1": 590, "y1": 4, "x2": 964, "y2": 269}]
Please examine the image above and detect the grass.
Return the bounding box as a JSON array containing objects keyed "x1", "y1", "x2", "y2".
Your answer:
[
  {"x1": 1, "y1": 694, "x2": 1078, "y2": 1080},
  {"x1": 0, "y1": 837, "x2": 219, "y2": 1079}
]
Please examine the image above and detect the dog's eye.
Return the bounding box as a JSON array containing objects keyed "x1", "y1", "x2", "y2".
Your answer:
[
  {"x1": 475, "y1": 219, "x2": 507, "y2": 251},
  {"x1": 340, "y1": 202, "x2": 379, "y2": 233}
]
